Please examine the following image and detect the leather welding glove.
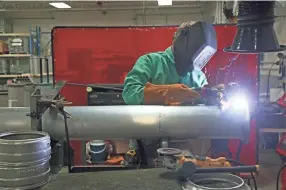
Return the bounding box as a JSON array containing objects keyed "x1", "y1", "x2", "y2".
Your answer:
[{"x1": 144, "y1": 82, "x2": 200, "y2": 105}]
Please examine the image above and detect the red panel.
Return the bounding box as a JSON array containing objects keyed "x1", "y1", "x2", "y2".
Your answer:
[{"x1": 52, "y1": 25, "x2": 258, "y2": 165}]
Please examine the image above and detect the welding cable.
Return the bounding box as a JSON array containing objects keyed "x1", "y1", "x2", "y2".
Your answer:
[
  {"x1": 233, "y1": 144, "x2": 258, "y2": 190},
  {"x1": 235, "y1": 140, "x2": 243, "y2": 164},
  {"x1": 276, "y1": 163, "x2": 286, "y2": 190},
  {"x1": 136, "y1": 140, "x2": 148, "y2": 167},
  {"x1": 227, "y1": 159, "x2": 258, "y2": 190},
  {"x1": 66, "y1": 82, "x2": 123, "y2": 92},
  {"x1": 266, "y1": 53, "x2": 285, "y2": 101},
  {"x1": 59, "y1": 109, "x2": 72, "y2": 173},
  {"x1": 266, "y1": 61, "x2": 279, "y2": 101},
  {"x1": 250, "y1": 172, "x2": 258, "y2": 190}
]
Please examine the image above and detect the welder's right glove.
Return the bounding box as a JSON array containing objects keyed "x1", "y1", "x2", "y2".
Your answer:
[{"x1": 143, "y1": 82, "x2": 200, "y2": 105}]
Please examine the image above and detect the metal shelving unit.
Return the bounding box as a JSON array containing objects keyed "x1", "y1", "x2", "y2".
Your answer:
[
  {"x1": 0, "y1": 54, "x2": 31, "y2": 58},
  {"x1": 0, "y1": 32, "x2": 32, "y2": 80},
  {"x1": 0, "y1": 26, "x2": 53, "y2": 105}
]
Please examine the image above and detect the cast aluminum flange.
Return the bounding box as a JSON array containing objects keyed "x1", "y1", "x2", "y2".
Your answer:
[{"x1": 182, "y1": 173, "x2": 251, "y2": 190}]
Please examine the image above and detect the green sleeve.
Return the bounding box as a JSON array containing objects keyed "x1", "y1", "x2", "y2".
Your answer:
[{"x1": 123, "y1": 55, "x2": 153, "y2": 105}]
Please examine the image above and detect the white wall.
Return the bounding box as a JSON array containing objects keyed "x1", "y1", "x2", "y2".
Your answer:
[
  {"x1": 1, "y1": 2, "x2": 215, "y2": 33},
  {"x1": 0, "y1": 2, "x2": 215, "y2": 50},
  {"x1": 0, "y1": 2, "x2": 216, "y2": 59}
]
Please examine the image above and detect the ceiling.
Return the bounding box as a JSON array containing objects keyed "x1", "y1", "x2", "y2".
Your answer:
[{"x1": 0, "y1": 1, "x2": 202, "y2": 11}]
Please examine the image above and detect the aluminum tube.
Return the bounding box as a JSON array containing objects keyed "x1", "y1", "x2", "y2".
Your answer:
[
  {"x1": 42, "y1": 105, "x2": 250, "y2": 141},
  {"x1": 0, "y1": 107, "x2": 31, "y2": 133}
]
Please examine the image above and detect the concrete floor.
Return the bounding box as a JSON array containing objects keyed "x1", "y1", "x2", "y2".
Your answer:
[
  {"x1": 43, "y1": 149, "x2": 282, "y2": 190},
  {"x1": 256, "y1": 150, "x2": 281, "y2": 190}
]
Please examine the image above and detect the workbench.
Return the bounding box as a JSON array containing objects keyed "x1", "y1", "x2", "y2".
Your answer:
[{"x1": 42, "y1": 168, "x2": 182, "y2": 190}]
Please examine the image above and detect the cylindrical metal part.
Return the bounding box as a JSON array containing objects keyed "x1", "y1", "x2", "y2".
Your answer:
[
  {"x1": 42, "y1": 105, "x2": 250, "y2": 141},
  {"x1": 23, "y1": 85, "x2": 34, "y2": 107},
  {"x1": 0, "y1": 107, "x2": 31, "y2": 132},
  {"x1": 8, "y1": 83, "x2": 26, "y2": 107},
  {"x1": 0, "y1": 131, "x2": 51, "y2": 189},
  {"x1": 1, "y1": 59, "x2": 10, "y2": 74},
  {"x1": 183, "y1": 173, "x2": 251, "y2": 190}
]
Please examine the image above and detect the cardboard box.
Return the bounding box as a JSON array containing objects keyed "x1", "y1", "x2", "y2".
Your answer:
[
  {"x1": 0, "y1": 41, "x2": 9, "y2": 54},
  {"x1": 112, "y1": 140, "x2": 130, "y2": 154},
  {"x1": 170, "y1": 139, "x2": 211, "y2": 156}
]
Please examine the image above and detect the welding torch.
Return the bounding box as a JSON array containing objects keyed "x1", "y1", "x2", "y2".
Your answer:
[{"x1": 192, "y1": 83, "x2": 240, "y2": 105}]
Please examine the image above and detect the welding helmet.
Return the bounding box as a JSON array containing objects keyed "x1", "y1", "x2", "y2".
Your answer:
[{"x1": 173, "y1": 21, "x2": 217, "y2": 76}]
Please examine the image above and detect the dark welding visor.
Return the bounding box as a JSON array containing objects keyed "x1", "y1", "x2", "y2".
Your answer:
[{"x1": 173, "y1": 21, "x2": 217, "y2": 76}]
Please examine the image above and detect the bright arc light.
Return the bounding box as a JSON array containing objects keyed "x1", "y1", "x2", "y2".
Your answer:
[
  {"x1": 49, "y1": 2, "x2": 71, "y2": 9},
  {"x1": 229, "y1": 96, "x2": 249, "y2": 110},
  {"x1": 158, "y1": 0, "x2": 172, "y2": 6}
]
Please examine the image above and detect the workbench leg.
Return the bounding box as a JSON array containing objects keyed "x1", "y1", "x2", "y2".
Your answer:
[{"x1": 81, "y1": 141, "x2": 88, "y2": 165}]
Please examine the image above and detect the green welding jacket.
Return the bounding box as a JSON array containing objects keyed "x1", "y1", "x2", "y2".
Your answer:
[{"x1": 123, "y1": 47, "x2": 208, "y2": 105}]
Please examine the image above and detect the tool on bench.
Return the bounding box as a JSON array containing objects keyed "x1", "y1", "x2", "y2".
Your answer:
[
  {"x1": 66, "y1": 82, "x2": 123, "y2": 92},
  {"x1": 157, "y1": 148, "x2": 259, "y2": 180},
  {"x1": 157, "y1": 148, "x2": 233, "y2": 171},
  {"x1": 177, "y1": 161, "x2": 259, "y2": 180},
  {"x1": 123, "y1": 149, "x2": 138, "y2": 166},
  {"x1": 191, "y1": 82, "x2": 242, "y2": 108}
]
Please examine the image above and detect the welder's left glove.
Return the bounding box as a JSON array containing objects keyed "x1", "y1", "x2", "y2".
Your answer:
[
  {"x1": 165, "y1": 84, "x2": 200, "y2": 105},
  {"x1": 144, "y1": 82, "x2": 200, "y2": 106}
]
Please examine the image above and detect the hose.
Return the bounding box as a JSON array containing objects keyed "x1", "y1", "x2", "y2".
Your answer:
[
  {"x1": 276, "y1": 163, "x2": 286, "y2": 190},
  {"x1": 59, "y1": 109, "x2": 72, "y2": 173},
  {"x1": 136, "y1": 140, "x2": 147, "y2": 167},
  {"x1": 226, "y1": 159, "x2": 258, "y2": 190}
]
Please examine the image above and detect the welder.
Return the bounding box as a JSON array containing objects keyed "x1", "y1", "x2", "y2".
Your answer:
[
  {"x1": 122, "y1": 21, "x2": 218, "y2": 163},
  {"x1": 123, "y1": 21, "x2": 217, "y2": 105}
]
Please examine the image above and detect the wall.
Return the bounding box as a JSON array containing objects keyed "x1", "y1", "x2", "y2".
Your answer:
[
  {"x1": 1, "y1": 1, "x2": 285, "y2": 99},
  {"x1": 0, "y1": 2, "x2": 216, "y2": 88},
  {"x1": 0, "y1": 2, "x2": 215, "y2": 56},
  {"x1": 2, "y1": 2, "x2": 215, "y2": 33},
  {"x1": 260, "y1": 5, "x2": 286, "y2": 99}
]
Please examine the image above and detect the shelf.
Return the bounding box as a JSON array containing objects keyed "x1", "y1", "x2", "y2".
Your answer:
[
  {"x1": 0, "y1": 73, "x2": 53, "y2": 78},
  {"x1": 22, "y1": 73, "x2": 53, "y2": 77},
  {"x1": 0, "y1": 54, "x2": 31, "y2": 58},
  {"x1": 0, "y1": 75, "x2": 18, "y2": 78},
  {"x1": 0, "y1": 33, "x2": 30, "y2": 37}
]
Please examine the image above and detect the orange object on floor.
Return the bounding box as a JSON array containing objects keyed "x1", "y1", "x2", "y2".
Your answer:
[{"x1": 105, "y1": 155, "x2": 124, "y2": 165}]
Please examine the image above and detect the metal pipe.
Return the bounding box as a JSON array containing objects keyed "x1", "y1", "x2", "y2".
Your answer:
[
  {"x1": 42, "y1": 105, "x2": 250, "y2": 141},
  {"x1": 39, "y1": 58, "x2": 43, "y2": 83},
  {"x1": 0, "y1": 106, "x2": 250, "y2": 141}
]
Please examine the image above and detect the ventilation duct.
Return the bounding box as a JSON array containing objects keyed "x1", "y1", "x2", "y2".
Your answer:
[{"x1": 224, "y1": 1, "x2": 286, "y2": 53}]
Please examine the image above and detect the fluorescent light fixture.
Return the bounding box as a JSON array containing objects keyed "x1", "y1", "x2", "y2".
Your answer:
[
  {"x1": 158, "y1": 0, "x2": 172, "y2": 6},
  {"x1": 49, "y1": 2, "x2": 71, "y2": 9}
]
